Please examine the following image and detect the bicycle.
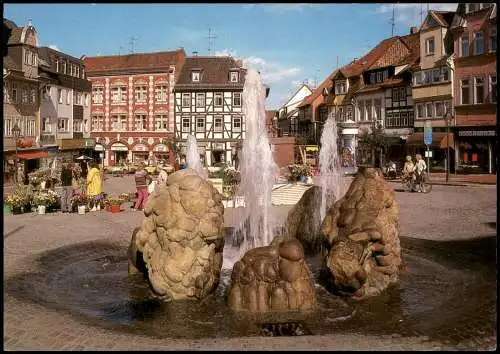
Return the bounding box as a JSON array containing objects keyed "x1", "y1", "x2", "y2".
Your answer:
[{"x1": 402, "y1": 171, "x2": 432, "y2": 193}]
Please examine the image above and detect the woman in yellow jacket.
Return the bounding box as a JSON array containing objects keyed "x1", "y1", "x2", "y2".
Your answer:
[{"x1": 86, "y1": 162, "x2": 102, "y2": 198}]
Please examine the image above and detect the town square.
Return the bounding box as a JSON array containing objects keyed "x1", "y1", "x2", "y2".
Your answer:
[{"x1": 3, "y1": 3, "x2": 497, "y2": 351}]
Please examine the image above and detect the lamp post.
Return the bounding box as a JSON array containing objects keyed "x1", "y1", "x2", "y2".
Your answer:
[
  {"x1": 12, "y1": 122, "x2": 22, "y2": 183},
  {"x1": 444, "y1": 110, "x2": 453, "y2": 183}
]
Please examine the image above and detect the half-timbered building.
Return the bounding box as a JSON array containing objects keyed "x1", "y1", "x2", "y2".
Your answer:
[{"x1": 173, "y1": 56, "x2": 246, "y2": 166}]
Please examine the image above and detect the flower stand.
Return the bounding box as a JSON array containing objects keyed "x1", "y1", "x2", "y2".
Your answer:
[
  {"x1": 78, "y1": 205, "x2": 86, "y2": 215},
  {"x1": 110, "y1": 204, "x2": 121, "y2": 213},
  {"x1": 37, "y1": 205, "x2": 46, "y2": 215}
]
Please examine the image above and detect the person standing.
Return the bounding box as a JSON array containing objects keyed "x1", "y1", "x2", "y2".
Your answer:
[
  {"x1": 60, "y1": 162, "x2": 73, "y2": 213},
  {"x1": 86, "y1": 161, "x2": 103, "y2": 210},
  {"x1": 134, "y1": 163, "x2": 152, "y2": 211},
  {"x1": 413, "y1": 154, "x2": 427, "y2": 192}
]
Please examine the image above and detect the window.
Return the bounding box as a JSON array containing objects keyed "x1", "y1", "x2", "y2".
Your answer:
[
  {"x1": 3, "y1": 82, "x2": 9, "y2": 103},
  {"x1": 58, "y1": 118, "x2": 69, "y2": 132},
  {"x1": 490, "y1": 75, "x2": 497, "y2": 103},
  {"x1": 155, "y1": 115, "x2": 168, "y2": 131},
  {"x1": 22, "y1": 88, "x2": 29, "y2": 104},
  {"x1": 111, "y1": 114, "x2": 127, "y2": 131},
  {"x1": 24, "y1": 50, "x2": 30, "y2": 64},
  {"x1": 460, "y1": 79, "x2": 470, "y2": 104},
  {"x1": 75, "y1": 92, "x2": 83, "y2": 105},
  {"x1": 399, "y1": 87, "x2": 406, "y2": 101},
  {"x1": 426, "y1": 102, "x2": 433, "y2": 118},
  {"x1": 83, "y1": 119, "x2": 89, "y2": 132},
  {"x1": 335, "y1": 80, "x2": 346, "y2": 94},
  {"x1": 196, "y1": 93, "x2": 205, "y2": 108},
  {"x1": 182, "y1": 118, "x2": 190, "y2": 132},
  {"x1": 435, "y1": 101, "x2": 444, "y2": 117},
  {"x1": 233, "y1": 117, "x2": 241, "y2": 132},
  {"x1": 366, "y1": 101, "x2": 372, "y2": 120},
  {"x1": 376, "y1": 72, "x2": 383, "y2": 83},
  {"x1": 358, "y1": 100, "x2": 365, "y2": 121},
  {"x1": 416, "y1": 104, "x2": 424, "y2": 119},
  {"x1": 444, "y1": 101, "x2": 452, "y2": 117},
  {"x1": 383, "y1": 70, "x2": 389, "y2": 81},
  {"x1": 426, "y1": 37, "x2": 435, "y2": 55},
  {"x1": 230, "y1": 71, "x2": 239, "y2": 82},
  {"x1": 474, "y1": 32, "x2": 484, "y2": 55},
  {"x1": 155, "y1": 85, "x2": 168, "y2": 102},
  {"x1": 134, "y1": 86, "x2": 147, "y2": 102},
  {"x1": 182, "y1": 93, "x2": 190, "y2": 107},
  {"x1": 58, "y1": 89, "x2": 63, "y2": 104},
  {"x1": 192, "y1": 71, "x2": 200, "y2": 82},
  {"x1": 424, "y1": 71, "x2": 432, "y2": 84},
  {"x1": 442, "y1": 67, "x2": 450, "y2": 81},
  {"x1": 370, "y1": 73, "x2": 376, "y2": 84},
  {"x1": 92, "y1": 115, "x2": 104, "y2": 131},
  {"x1": 56, "y1": 60, "x2": 59, "y2": 73},
  {"x1": 196, "y1": 118, "x2": 205, "y2": 132},
  {"x1": 92, "y1": 87, "x2": 103, "y2": 104},
  {"x1": 4, "y1": 119, "x2": 12, "y2": 136},
  {"x1": 11, "y1": 83, "x2": 17, "y2": 103},
  {"x1": 414, "y1": 71, "x2": 422, "y2": 86},
  {"x1": 214, "y1": 117, "x2": 223, "y2": 132},
  {"x1": 111, "y1": 86, "x2": 127, "y2": 103},
  {"x1": 233, "y1": 92, "x2": 241, "y2": 106},
  {"x1": 66, "y1": 90, "x2": 71, "y2": 105},
  {"x1": 373, "y1": 99, "x2": 381, "y2": 120},
  {"x1": 30, "y1": 88, "x2": 36, "y2": 104},
  {"x1": 433, "y1": 69, "x2": 441, "y2": 83},
  {"x1": 73, "y1": 119, "x2": 83, "y2": 132},
  {"x1": 62, "y1": 61, "x2": 66, "y2": 74},
  {"x1": 401, "y1": 111, "x2": 409, "y2": 126},
  {"x1": 392, "y1": 88, "x2": 399, "y2": 102},
  {"x1": 76, "y1": 66, "x2": 80, "y2": 78},
  {"x1": 474, "y1": 77, "x2": 484, "y2": 103},
  {"x1": 347, "y1": 106, "x2": 353, "y2": 121},
  {"x1": 26, "y1": 119, "x2": 36, "y2": 136},
  {"x1": 84, "y1": 94, "x2": 89, "y2": 106},
  {"x1": 490, "y1": 27, "x2": 497, "y2": 52},
  {"x1": 135, "y1": 114, "x2": 147, "y2": 131},
  {"x1": 42, "y1": 118, "x2": 51, "y2": 133},
  {"x1": 461, "y1": 33, "x2": 469, "y2": 57},
  {"x1": 214, "y1": 92, "x2": 223, "y2": 106}
]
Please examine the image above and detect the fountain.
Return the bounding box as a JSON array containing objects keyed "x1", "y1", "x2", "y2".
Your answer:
[
  {"x1": 318, "y1": 112, "x2": 346, "y2": 222},
  {"x1": 224, "y1": 68, "x2": 278, "y2": 268},
  {"x1": 186, "y1": 134, "x2": 207, "y2": 178}
]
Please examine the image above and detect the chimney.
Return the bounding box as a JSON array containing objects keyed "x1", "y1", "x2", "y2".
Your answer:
[
  {"x1": 192, "y1": 51, "x2": 198, "y2": 56},
  {"x1": 353, "y1": 58, "x2": 358, "y2": 63},
  {"x1": 410, "y1": 26, "x2": 418, "y2": 34},
  {"x1": 236, "y1": 59, "x2": 243, "y2": 67}
]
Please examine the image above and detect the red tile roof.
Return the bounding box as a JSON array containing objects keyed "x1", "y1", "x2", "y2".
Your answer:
[
  {"x1": 83, "y1": 49, "x2": 186, "y2": 75},
  {"x1": 396, "y1": 32, "x2": 420, "y2": 66},
  {"x1": 298, "y1": 68, "x2": 338, "y2": 107}
]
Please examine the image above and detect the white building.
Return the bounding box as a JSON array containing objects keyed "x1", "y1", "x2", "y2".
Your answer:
[{"x1": 275, "y1": 83, "x2": 313, "y2": 136}]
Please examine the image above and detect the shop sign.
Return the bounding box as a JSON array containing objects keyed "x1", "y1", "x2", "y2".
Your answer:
[
  {"x1": 212, "y1": 142, "x2": 225, "y2": 151},
  {"x1": 458, "y1": 130, "x2": 495, "y2": 137},
  {"x1": 94, "y1": 144, "x2": 105, "y2": 152},
  {"x1": 133, "y1": 143, "x2": 148, "y2": 152},
  {"x1": 84, "y1": 139, "x2": 95, "y2": 148},
  {"x1": 110, "y1": 143, "x2": 128, "y2": 151},
  {"x1": 154, "y1": 144, "x2": 168, "y2": 152}
]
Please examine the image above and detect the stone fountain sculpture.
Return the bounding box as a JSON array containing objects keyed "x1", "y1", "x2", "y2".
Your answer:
[
  {"x1": 320, "y1": 167, "x2": 401, "y2": 299},
  {"x1": 129, "y1": 169, "x2": 225, "y2": 301},
  {"x1": 227, "y1": 236, "x2": 316, "y2": 313}
]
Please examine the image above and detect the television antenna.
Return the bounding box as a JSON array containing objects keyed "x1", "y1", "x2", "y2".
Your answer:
[
  {"x1": 207, "y1": 28, "x2": 217, "y2": 55},
  {"x1": 129, "y1": 36, "x2": 138, "y2": 54}
]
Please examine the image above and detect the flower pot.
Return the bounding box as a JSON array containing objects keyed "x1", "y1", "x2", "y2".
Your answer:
[
  {"x1": 105, "y1": 205, "x2": 111, "y2": 212},
  {"x1": 90, "y1": 206, "x2": 97, "y2": 212},
  {"x1": 96, "y1": 204, "x2": 101, "y2": 211},
  {"x1": 40, "y1": 181, "x2": 46, "y2": 189},
  {"x1": 110, "y1": 204, "x2": 121, "y2": 213},
  {"x1": 37, "y1": 205, "x2": 46, "y2": 215},
  {"x1": 78, "y1": 205, "x2": 86, "y2": 215}
]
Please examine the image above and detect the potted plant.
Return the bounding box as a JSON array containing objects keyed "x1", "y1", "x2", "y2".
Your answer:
[
  {"x1": 5, "y1": 194, "x2": 27, "y2": 214},
  {"x1": 287, "y1": 164, "x2": 311, "y2": 182},
  {"x1": 104, "y1": 195, "x2": 124, "y2": 213},
  {"x1": 32, "y1": 190, "x2": 59, "y2": 214},
  {"x1": 71, "y1": 193, "x2": 88, "y2": 214},
  {"x1": 5, "y1": 184, "x2": 34, "y2": 214},
  {"x1": 89, "y1": 193, "x2": 105, "y2": 211}
]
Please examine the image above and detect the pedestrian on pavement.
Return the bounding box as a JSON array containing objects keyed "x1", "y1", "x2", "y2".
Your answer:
[
  {"x1": 86, "y1": 162, "x2": 103, "y2": 208},
  {"x1": 60, "y1": 162, "x2": 73, "y2": 213},
  {"x1": 413, "y1": 154, "x2": 427, "y2": 191},
  {"x1": 402, "y1": 155, "x2": 415, "y2": 181},
  {"x1": 134, "y1": 162, "x2": 152, "y2": 211}
]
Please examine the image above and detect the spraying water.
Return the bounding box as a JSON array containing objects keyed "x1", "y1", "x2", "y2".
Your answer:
[
  {"x1": 318, "y1": 112, "x2": 345, "y2": 222},
  {"x1": 186, "y1": 134, "x2": 207, "y2": 178},
  {"x1": 223, "y1": 68, "x2": 278, "y2": 269}
]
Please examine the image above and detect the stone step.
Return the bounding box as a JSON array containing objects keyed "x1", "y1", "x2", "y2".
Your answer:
[{"x1": 271, "y1": 183, "x2": 314, "y2": 206}]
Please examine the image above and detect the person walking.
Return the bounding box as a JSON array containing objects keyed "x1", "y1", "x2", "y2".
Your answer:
[
  {"x1": 86, "y1": 161, "x2": 103, "y2": 211},
  {"x1": 60, "y1": 162, "x2": 73, "y2": 213},
  {"x1": 413, "y1": 154, "x2": 427, "y2": 192},
  {"x1": 134, "y1": 163, "x2": 152, "y2": 211}
]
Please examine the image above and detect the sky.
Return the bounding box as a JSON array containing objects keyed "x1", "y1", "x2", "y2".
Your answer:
[{"x1": 4, "y1": 3, "x2": 458, "y2": 110}]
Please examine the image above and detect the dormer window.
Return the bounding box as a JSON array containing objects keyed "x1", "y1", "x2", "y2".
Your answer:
[
  {"x1": 230, "y1": 71, "x2": 239, "y2": 83},
  {"x1": 192, "y1": 71, "x2": 200, "y2": 82},
  {"x1": 335, "y1": 80, "x2": 346, "y2": 95},
  {"x1": 322, "y1": 87, "x2": 329, "y2": 96}
]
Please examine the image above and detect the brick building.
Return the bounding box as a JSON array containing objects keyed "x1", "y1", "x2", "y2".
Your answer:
[
  {"x1": 83, "y1": 49, "x2": 185, "y2": 167},
  {"x1": 450, "y1": 3, "x2": 496, "y2": 174}
]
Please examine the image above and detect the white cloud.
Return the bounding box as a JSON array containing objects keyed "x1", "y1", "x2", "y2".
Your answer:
[
  {"x1": 48, "y1": 44, "x2": 60, "y2": 52},
  {"x1": 375, "y1": 3, "x2": 458, "y2": 27},
  {"x1": 214, "y1": 49, "x2": 237, "y2": 57},
  {"x1": 242, "y1": 55, "x2": 300, "y2": 84}
]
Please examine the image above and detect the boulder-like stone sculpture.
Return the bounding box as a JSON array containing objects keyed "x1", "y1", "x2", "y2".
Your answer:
[
  {"x1": 132, "y1": 169, "x2": 225, "y2": 301},
  {"x1": 227, "y1": 236, "x2": 316, "y2": 313},
  {"x1": 320, "y1": 167, "x2": 401, "y2": 299}
]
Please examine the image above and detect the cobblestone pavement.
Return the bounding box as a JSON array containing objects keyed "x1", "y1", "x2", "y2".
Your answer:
[{"x1": 3, "y1": 175, "x2": 497, "y2": 350}]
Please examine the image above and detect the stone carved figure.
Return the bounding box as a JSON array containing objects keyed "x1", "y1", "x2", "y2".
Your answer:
[
  {"x1": 131, "y1": 169, "x2": 225, "y2": 301},
  {"x1": 320, "y1": 167, "x2": 401, "y2": 299},
  {"x1": 227, "y1": 236, "x2": 316, "y2": 313}
]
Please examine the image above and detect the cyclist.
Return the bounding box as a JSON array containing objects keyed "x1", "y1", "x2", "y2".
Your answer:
[
  {"x1": 402, "y1": 155, "x2": 415, "y2": 182},
  {"x1": 414, "y1": 154, "x2": 427, "y2": 192}
]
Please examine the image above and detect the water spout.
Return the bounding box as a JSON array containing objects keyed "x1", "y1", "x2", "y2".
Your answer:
[{"x1": 186, "y1": 134, "x2": 207, "y2": 179}]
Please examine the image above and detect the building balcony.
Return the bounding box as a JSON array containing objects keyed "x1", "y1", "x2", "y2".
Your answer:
[
  {"x1": 40, "y1": 134, "x2": 56, "y2": 146},
  {"x1": 412, "y1": 84, "x2": 452, "y2": 101}
]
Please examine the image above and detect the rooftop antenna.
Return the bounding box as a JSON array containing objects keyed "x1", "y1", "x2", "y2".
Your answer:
[
  {"x1": 336, "y1": 55, "x2": 339, "y2": 69},
  {"x1": 390, "y1": 5, "x2": 396, "y2": 36},
  {"x1": 27, "y1": 18, "x2": 33, "y2": 27},
  {"x1": 129, "y1": 36, "x2": 138, "y2": 54},
  {"x1": 119, "y1": 46, "x2": 124, "y2": 56},
  {"x1": 420, "y1": 4, "x2": 425, "y2": 25},
  {"x1": 207, "y1": 28, "x2": 217, "y2": 55}
]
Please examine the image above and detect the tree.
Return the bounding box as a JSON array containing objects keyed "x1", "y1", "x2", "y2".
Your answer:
[{"x1": 357, "y1": 124, "x2": 388, "y2": 168}]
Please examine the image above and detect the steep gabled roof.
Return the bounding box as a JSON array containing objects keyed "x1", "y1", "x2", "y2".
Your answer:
[
  {"x1": 432, "y1": 10, "x2": 456, "y2": 27},
  {"x1": 394, "y1": 31, "x2": 420, "y2": 66},
  {"x1": 298, "y1": 68, "x2": 338, "y2": 107},
  {"x1": 174, "y1": 56, "x2": 245, "y2": 89},
  {"x1": 279, "y1": 83, "x2": 312, "y2": 109},
  {"x1": 83, "y1": 49, "x2": 186, "y2": 75}
]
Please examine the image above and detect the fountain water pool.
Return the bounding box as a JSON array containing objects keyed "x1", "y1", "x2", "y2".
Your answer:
[
  {"x1": 223, "y1": 68, "x2": 278, "y2": 270},
  {"x1": 186, "y1": 134, "x2": 207, "y2": 178}
]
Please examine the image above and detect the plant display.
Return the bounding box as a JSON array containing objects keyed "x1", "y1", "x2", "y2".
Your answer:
[
  {"x1": 287, "y1": 164, "x2": 312, "y2": 180},
  {"x1": 5, "y1": 184, "x2": 34, "y2": 209},
  {"x1": 208, "y1": 165, "x2": 240, "y2": 185},
  {"x1": 28, "y1": 168, "x2": 52, "y2": 185},
  {"x1": 104, "y1": 195, "x2": 125, "y2": 206},
  {"x1": 32, "y1": 190, "x2": 59, "y2": 207},
  {"x1": 89, "y1": 193, "x2": 105, "y2": 207},
  {"x1": 71, "y1": 193, "x2": 88, "y2": 207},
  {"x1": 5, "y1": 194, "x2": 28, "y2": 209},
  {"x1": 119, "y1": 193, "x2": 131, "y2": 202}
]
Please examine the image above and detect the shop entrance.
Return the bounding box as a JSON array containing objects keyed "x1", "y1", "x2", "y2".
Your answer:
[
  {"x1": 212, "y1": 150, "x2": 225, "y2": 165},
  {"x1": 114, "y1": 151, "x2": 128, "y2": 165}
]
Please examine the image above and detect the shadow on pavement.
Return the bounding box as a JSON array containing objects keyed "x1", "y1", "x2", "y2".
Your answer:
[{"x1": 3, "y1": 226, "x2": 25, "y2": 239}]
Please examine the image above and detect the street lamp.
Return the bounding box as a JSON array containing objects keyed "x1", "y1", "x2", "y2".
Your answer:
[{"x1": 12, "y1": 122, "x2": 22, "y2": 183}]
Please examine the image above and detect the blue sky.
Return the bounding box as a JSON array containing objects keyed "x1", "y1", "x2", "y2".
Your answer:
[{"x1": 4, "y1": 3, "x2": 457, "y2": 109}]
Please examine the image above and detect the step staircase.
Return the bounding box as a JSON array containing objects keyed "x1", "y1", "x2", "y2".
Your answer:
[{"x1": 271, "y1": 183, "x2": 314, "y2": 206}]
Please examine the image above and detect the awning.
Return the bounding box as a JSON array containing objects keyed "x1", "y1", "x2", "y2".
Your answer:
[
  {"x1": 16, "y1": 151, "x2": 49, "y2": 159},
  {"x1": 405, "y1": 132, "x2": 454, "y2": 149}
]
